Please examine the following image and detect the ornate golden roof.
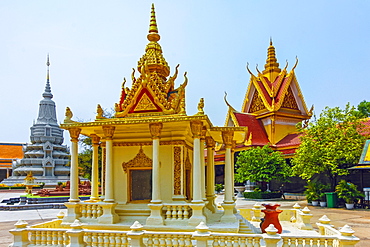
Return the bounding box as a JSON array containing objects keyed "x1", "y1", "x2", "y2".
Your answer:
[
  {"x1": 115, "y1": 4, "x2": 188, "y2": 118},
  {"x1": 242, "y1": 40, "x2": 311, "y2": 118}
]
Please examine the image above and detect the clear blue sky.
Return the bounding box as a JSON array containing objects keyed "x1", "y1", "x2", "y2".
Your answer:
[{"x1": 1, "y1": 1, "x2": 369, "y2": 145}]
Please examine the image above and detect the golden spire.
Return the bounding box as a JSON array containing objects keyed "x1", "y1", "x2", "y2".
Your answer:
[
  {"x1": 262, "y1": 39, "x2": 281, "y2": 79},
  {"x1": 138, "y1": 3, "x2": 169, "y2": 78},
  {"x1": 147, "y1": 3, "x2": 160, "y2": 42}
]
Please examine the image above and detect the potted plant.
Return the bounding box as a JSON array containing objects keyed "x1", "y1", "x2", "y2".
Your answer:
[
  {"x1": 319, "y1": 193, "x2": 327, "y2": 207},
  {"x1": 304, "y1": 181, "x2": 328, "y2": 206},
  {"x1": 336, "y1": 180, "x2": 364, "y2": 209}
]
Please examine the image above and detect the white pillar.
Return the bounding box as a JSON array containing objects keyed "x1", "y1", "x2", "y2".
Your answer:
[
  {"x1": 206, "y1": 136, "x2": 216, "y2": 212},
  {"x1": 90, "y1": 134, "x2": 100, "y2": 200},
  {"x1": 103, "y1": 126, "x2": 115, "y2": 203},
  {"x1": 200, "y1": 128, "x2": 206, "y2": 201},
  {"x1": 149, "y1": 123, "x2": 163, "y2": 203},
  {"x1": 191, "y1": 120, "x2": 203, "y2": 203},
  {"x1": 189, "y1": 120, "x2": 206, "y2": 226},
  {"x1": 100, "y1": 145, "x2": 106, "y2": 198},
  {"x1": 68, "y1": 128, "x2": 81, "y2": 202},
  {"x1": 224, "y1": 145, "x2": 233, "y2": 203},
  {"x1": 220, "y1": 130, "x2": 237, "y2": 223}
]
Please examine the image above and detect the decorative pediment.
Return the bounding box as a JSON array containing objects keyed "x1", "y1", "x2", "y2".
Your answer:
[
  {"x1": 133, "y1": 90, "x2": 160, "y2": 113},
  {"x1": 281, "y1": 87, "x2": 299, "y2": 110},
  {"x1": 249, "y1": 91, "x2": 266, "y2": 113},
  {"x1": 122, "y1": 147, "x2": 152, "y2": 173}
]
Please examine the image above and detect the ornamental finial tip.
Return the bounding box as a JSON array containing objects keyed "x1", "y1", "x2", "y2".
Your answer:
[
  {"x1": 270, "y1": 37, "x2": 273, "y2": 46},
  {"x1": 148, "y1": 3, "x2": 160, "y2": 42}
]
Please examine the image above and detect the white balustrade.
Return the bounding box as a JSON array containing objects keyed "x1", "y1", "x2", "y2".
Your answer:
[
  {"x1": 163, "y1": 204, "x2": 192, "y2": 221},
  {"x1": 84, "y1": 230, "x2": 129, "y2": 247},
  {"x1": 79, "y1": 203, "x2": 103, "y2": 219},
  {"x1": 145, "y1": 233, "x2": 193, "y2": 247},
  {"x1": 28, "y1": 228, "x2": 69, "y2": 246},
  {"x1": 211, "y1": 233, "x2": 262, "y2": 247}
]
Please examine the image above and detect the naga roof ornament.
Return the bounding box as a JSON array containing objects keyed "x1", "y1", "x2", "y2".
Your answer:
[{"x1": 115, "y1": 4, "x2": 188, "y2": 118}]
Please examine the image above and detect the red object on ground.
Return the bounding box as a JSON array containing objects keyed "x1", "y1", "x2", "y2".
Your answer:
[{"x1": 261, "y1": 203, "x2": 283, "y2": 234}]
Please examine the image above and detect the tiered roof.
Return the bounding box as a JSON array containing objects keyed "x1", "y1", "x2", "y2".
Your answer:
[
  {"x1": 115, "y1": 4, "x2": 187, "y2": 118},
  {"x1": 222, "y1": 40, "x2": 312, "y2": 155}
]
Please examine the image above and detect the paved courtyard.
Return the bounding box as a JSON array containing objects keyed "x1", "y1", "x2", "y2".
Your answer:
[{"x1": 0, "y1": 192, "x2": 369, "y2": 247}]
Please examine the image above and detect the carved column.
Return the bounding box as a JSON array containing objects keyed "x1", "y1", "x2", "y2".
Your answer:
[
  {"x1": 90, "y1": 134, "x2": 100, "y2": 201},
  {"x1": 205, "y1": 136, "x2": 217, "y2": 212},
  {"x1": 220, "y1": 130, "x2": 237, "y2": 223},
  {"x1": 103, "y1": 126, "x2": 115, "y2": 203},
  {"x1": 146, "y1": 122, "x2": 164, "y2": 226},
  {"x1": 98, "y1": 126, "x2": 119, "y2": 224},
  {"x1": 69, "y1": 128, "x2": 81, "y2": 203},
  {"x1": 189, "y1": 120, "x2": 206, "y2": 226},
  {"x1": 63, "y1": 128, "x2": 81, "y2": 224}
]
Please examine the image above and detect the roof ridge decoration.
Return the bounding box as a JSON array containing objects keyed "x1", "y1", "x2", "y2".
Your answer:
[
  {"x1": 115, "y1": 4, "x2": 188, "y2": 118},
  {"x1": 241, "y1": 40, "x2": 310, "y2": 117}
]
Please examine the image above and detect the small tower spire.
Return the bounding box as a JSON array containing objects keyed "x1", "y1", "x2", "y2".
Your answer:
[
  {"x1": 262, "y1": 39, "x2": 281, "y2": 80},
  {"x1": 43, "y1": 54, "x2": 53, "y2": 99},
  {"x1": 147, "y1": 3, "x2": 160, "y2": 42}
]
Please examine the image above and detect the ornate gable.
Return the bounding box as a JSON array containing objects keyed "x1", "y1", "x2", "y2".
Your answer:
[
  {"x1": 280, "y1": 87, "x2": 299, "y2": 110},
  {"x1": 115, "y1": 5, "x2": 188, "y2": 118}
]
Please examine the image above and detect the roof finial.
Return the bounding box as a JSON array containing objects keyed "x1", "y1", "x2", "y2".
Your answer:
[
  {"x1": 262, "y1": 38, "x2": 281, "y2": 76},
  {"x1": 43, "y1": 54, "x2": 53, "y2": 99},
  {"x1": 147, "y1": 3, "x2": 160, "y2": 42}
]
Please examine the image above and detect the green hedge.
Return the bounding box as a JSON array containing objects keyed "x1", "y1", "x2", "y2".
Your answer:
[{"x1": 243, "y1": 191, "x2": 282, "y2": 199}]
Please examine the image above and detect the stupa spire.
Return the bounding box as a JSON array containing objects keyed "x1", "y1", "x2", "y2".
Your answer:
[
  {"x1": 42, "y1": 54, "x2": 53, "y2": 99},
  {"x1": 262, "y1": 39, "x2": 281, "y2": 78},
  {"x1": 147, "y1": 3, "x2": 160, "y2": 42},
  {"x1": 138, "y1": 4, "x2": 169, "y2": 78}
]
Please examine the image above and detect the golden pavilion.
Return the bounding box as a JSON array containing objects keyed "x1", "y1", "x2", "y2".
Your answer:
[{"x1": 60, "y1": 4, "x2": 246, "y2": 231}]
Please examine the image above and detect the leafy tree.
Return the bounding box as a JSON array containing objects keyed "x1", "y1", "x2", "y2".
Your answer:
[
  {"x1": 77, "y1": 107, "x2": 114, "y2": 179},
  {"x1": 235, "y1": 145, "x2": 291, "y2": 187},
  {"x1": 292, "y1": 103, "x2": 368, "y2": 190},
  {"x1": 355, "y1": 100, "x2": 370, "y2": 118}
]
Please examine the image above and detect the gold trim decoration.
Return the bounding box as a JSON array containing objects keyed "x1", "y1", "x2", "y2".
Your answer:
[
  {"x1": 134, "y1": 93, "x2": 157, "y2": 111},
  {"x1": 69, "y1": 128, "x2": 81, "y2": 142},
  {"x1": 185, "y1": 149, "x2": 192, "y2": 170},
  {"x1": 149, "y1": 122, "x2": 163, "y2": 139},
  {"x1": 122, "y1": 147, "x2": 153, "y2": 173},
  {"x1": 249, "y1": 91, "x2": 266, "y2": 113},
  {"x1": 205, "y1": 136, "x2": 215, "y2": 148},
  {"x1": 222, "y1": 130, "x2": 234, "y2": 148},
  {"x1": 190, "y1": 120, "x2": 203, "y2": 138},
  {"x1": 281, "y1": 87, "x2": 299, "y2": 110},
  {"x1": 103, "y1": 126, "x2": 115, "y2": 139},
  {"x1": 173, "y1": 146, "x2": 181, "y2": 195},
  {"x1": 91, "y1": 134, "x2": 101, "y2": 146}
]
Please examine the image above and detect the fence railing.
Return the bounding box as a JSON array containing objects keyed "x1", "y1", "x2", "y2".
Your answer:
[{"x1": 9, "y1": 218, "x2": 360, "y2": 247}]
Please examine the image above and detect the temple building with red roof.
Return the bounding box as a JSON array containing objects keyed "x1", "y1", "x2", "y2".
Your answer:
[
  {"x1": 218, "y1": 40, "x2": 312, "y2": 159},
  {"x1": 213, "y1": 41, "x2": 313, "y2": 186}
]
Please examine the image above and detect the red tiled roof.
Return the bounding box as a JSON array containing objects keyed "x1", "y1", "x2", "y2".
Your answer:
[
  {"x1": 275, "y1": 133, "x2": 301, "y2": 148},
  {"x1": 233, "y1": 112, "x2": 269, "y2": 146}
]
